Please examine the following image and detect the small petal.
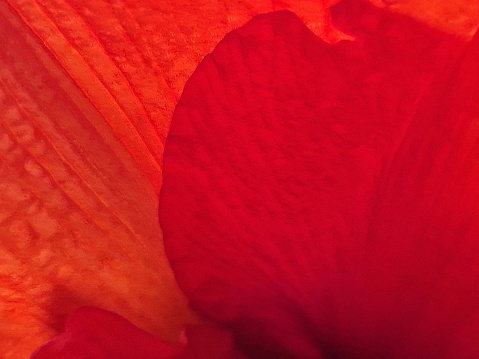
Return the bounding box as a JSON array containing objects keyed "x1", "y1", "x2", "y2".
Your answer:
[
  {"x1": 30, "y1": 307, "x2": 182, "y2": 359},
  {"x1": 31, "y1": 307, "x2": 250, "y2": 359}
]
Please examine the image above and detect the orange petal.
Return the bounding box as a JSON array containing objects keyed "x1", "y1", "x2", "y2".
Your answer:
[{"x1": 0, "y1": 2, "x2": 192, "y2": 357}]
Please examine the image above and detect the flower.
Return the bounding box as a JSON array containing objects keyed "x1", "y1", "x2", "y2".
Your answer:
[{"x1": 1, "y1": 0, "x2": 478, "y2": 358}]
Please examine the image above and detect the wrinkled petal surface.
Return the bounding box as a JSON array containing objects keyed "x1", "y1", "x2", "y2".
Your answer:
[
  {"x1": 1, "y1": 0, "x2": 478, "y2": 358},
  {"x1": 0, "y1": 0, "x2": 342, "y2": 356},
  {"x1": 160, "y1": 1, "x2": 479, "y2": 358}
]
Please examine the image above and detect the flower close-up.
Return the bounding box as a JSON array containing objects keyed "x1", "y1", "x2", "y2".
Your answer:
[{"x1": 1, "y1": 0, "x2": 478, "y2": 358}]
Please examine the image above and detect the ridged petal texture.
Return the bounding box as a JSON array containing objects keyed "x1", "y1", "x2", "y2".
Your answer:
[
  {"x1": 1, "y1": 0, "x2": 479, "y2": 358},
  {"x1": 0, "y1": 0, "x2": 345, "y2": 357},
  {"x1": 160, "y1": 1, "x2": 479, "y2": 358},
  {"x1": 0, "y1": 1, "x2": 193, "y2": 357}
]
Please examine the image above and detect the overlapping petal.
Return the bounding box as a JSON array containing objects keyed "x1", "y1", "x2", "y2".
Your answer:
[
  {"x1": 1, "y1": 0, "x2": 478, "y2": 358},
  {"x1": 0, "y1": 1, "x2": 339, "y2": 356},
  {"x1": 31, "y1": 306, "x2": 251, "y2": 359},
  {"x1": 30, "y1": 307, "x2": 182, "y2": 359},
  {"x1": 160, "y1": 1, "x2": 479, "y2": 358}
]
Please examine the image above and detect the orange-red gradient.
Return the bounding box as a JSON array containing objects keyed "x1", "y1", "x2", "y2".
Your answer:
[{"x1": 0, "y1": 0, "x2": 477, "y2": 358}]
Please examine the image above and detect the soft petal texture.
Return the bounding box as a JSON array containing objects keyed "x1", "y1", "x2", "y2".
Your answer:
[
  {"x1": 2, "y1": 0, "x2": 477, "y2": 358},
  {"x1": 179, "y1": 325, "x2": 248, "y2": 359},
  {"x1": 354, "y1": 26, "x2": 479, "y2": 359},
  {"x1": 0, "y1": 0, "x2": 341, "y2": 356},
  {"x1": 31, "y1": 306, "x2": 248, "y2": 359},
  {"x1": 160, "y1": 1, "x2": 478, "y2": 358},
  {"x1": 30, "y1": 306, "x2": 182, "y2": 359}
]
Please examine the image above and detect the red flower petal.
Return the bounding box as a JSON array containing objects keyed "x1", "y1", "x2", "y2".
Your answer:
[
  {"x1": 159, "y1": 1, "x2": 478, "y2": 358},
  {"x1": 179, "y1": 325, "x2": 248, "y2": 359},
  {"x1": 30, "y1": 307, "x2": 181, "y2": 359},
  {"x1": 30, "y1": 306, "x2": 250, "y2": 359},
  {"x1": 351, "y1": 27, "x2": 479, "y2": 359}
]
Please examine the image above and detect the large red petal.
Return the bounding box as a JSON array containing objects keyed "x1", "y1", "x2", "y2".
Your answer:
[
  {"x1": 347, "y1": 28, "x2": 479, "y2": 359},
  {"x1": 159, "y1": 1, "x2": 476, "y2": 358}
]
